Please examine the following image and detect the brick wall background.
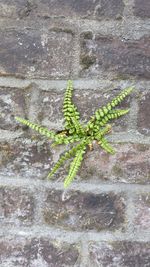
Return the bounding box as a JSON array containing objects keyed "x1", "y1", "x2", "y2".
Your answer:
[{"x1": 0, "y1": 0, "x2": 150, "y2": 266}]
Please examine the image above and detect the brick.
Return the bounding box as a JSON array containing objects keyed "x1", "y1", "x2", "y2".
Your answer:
[
  {"x1": 0, "y1": 186, "x2": 34, "y2": 226},
  {"x1": 134, "y1": 194, "x2": 150, "y2": 231},
  {"x1": 134, "y1": 0, "x2": 150, "y2": 18},
  {"x1": 37, "y1": 90, "x2": 64, "y2": 126},
  {"x1": 0, "y1": 138, "x2": 52, "y2": 179},
  {"x1": 137, "y1": 91, "x2": 150, "y2": 136},
  {"x1": 37, "y1": 88, "x2": 131, "y2": 131},
  {"x1": 0, "y1": 86, "x2": 29, "y2": 131},
  {"x1": 80, "y1": 33, "x2": 150, "y2": 79},
  {"x1": 79, "y1": 143, "x2": 150, "y2": 184},
  {"x1": 89, "y1": 241, "x2": 150, "y2": 267},
  {"x1": 0, "y1": 29, "x2": 74, "y2": 78},
  {"x1": 0, "y1": 237, "x2": 80, "y2": 266},
  {"x1": 33, "y1": 0, "x2": 124, "y2": 20},
  {"x1": 44, "y1": 190, "x2": 125, "y2": 231}
]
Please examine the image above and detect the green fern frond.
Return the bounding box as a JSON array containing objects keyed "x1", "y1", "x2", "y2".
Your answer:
[
  {"x1": 94, "y1": 124, "x2": 112, "y2": 139},
  {"x1": 52, "y1": 134, "x2": 82, "y2": 146},
  {"x1": 48, "y1": 141, "x2": 87, "y2": 178},
  {"x1": 98, "y1": 137, "x2": 115, "y2": 155},
  {"x1": 64, "y1": 146, "x2": 86, "y2": 188},
  {"x1": 94, "y1": 109, "x2": 130, "y2": 128},
  {"x1": 63, "y1": 80, "x2": 85, "y2": 135},
  {"x1": 15, "y1": 116, "x2": 55, "y2": 138},
  {"x1": 109, "y1": 86, "x2": 133, "y2": 109},
  {"x1": 107, "y1": 109, "x2": 130, "y2": 119},
  {"x1": 86, "y1": 86, "x2": 134, "y2": 131},
  {"x1": 63, "y1": 80, "x2": 80, "y2": 128},
  {"x1": 70, "y1": 117, "x2": 85, "y2": 135},
  {"x1": 96, "y1": 86, "x2": 133, "y2": 120}
]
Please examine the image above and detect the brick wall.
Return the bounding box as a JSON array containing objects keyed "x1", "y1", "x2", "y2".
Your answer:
[{"x1": 0, "y1": 1, "x2": 150, "y2": 266}]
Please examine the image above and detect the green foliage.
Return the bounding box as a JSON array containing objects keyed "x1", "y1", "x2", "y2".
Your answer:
[{"x1": 15, "y1": 80, "x2": 134, "y2": 188}]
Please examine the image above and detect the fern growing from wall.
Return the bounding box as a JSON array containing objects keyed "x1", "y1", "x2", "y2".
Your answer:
[{"x1": 15, "y1": 80, "x2": 133, "y2": 188}]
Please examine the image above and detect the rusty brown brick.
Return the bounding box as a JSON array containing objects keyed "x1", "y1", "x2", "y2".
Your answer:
[
  {"x1": 0, "y1": 86, "x2": 30, "y2": 131},
  {"x1": 0, "y1": 237, "x2": 80, "y2": 266},
  {"x1": 0, "y1": 138, "x2": 52, "y2": 179},
  {"x1": 44, "y1": 190, "x2": 125, "y2": 231},
  {"x1": 80, "y1": 143, "x2": 150, "y2": 184},
  {"x1": 80, "y1": 33, "x2": 150, "y2": 79},
  {"x1": 0, "y1": 186, "x2": 34, "y2": 226},
  {"x1": 0, "y1": 29, "x2": 74, "y2": 78},
  {"x1": 89, "y1": 241, "x2": 150, "y2": 267}
]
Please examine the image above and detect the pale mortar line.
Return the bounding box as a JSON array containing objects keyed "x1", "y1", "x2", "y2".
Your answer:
[
  {"x1": 80, "y1": 238, "x2": 90, "y2": 267},
  {"x1": 87, "y1": 230, "x2": 150, "y2": 242},
  {"x1": 0, "y1": 225, "x2": 150, "y2": 243},
  {"x1": 0, "y1": 175, "x2": 149, "y2": 194},
  {"x1": 124, "y1": 192, "x2": 136, "y2": 238},
  {"x1": 32, "y1": 186, "x2": 47, "y2": 226},
  {"x1": 107, "y1": 131, "x2": 150, "y2": 144},
  {"x1": 0, "y1": 17, "x2": 149, "y2": 39},
  {"x1": 71, "y1": 25, "x2": 81, "y2": 79},
  {"x1": 0, "y1": 76, "x2": 150, "y2": 91},
  {"x1": 127, "y1": 97, "x2": 139, "y2": 131},
  {"x1": 28, "y1": 83, "x2": 41, "y2": 122},
  {"x1": 0, "y1": 76, "x2": 31, "y2": 88}
]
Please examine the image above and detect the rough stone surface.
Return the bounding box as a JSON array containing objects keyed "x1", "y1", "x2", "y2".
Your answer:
[
  {"x1": 80, "y1": 33, "x2": 150, "y2": 79},
  {"x1": 137, "y1": 90, "x2": 150, "y2": 136},
  {"x1": 0, "y1": 138, "x2": 52, "y2": 179},
  {"x1": 32, "y1": 0, "x2": 125, "y2": 20},
  {"x1": 0, "y1": 0, "x2": 29, "y2": 19},
  {"x1": 0, "y1": 29, "x2": 74, "y2": 78},
  {"x1": 44, "y1": 190, "x2": 125, "y2": 231},
  {"x1": 134, "y1": 194, "x2": 150, "y2": 231},
  {"x1": 0, "y1": 237, "x2": 80, "y2": 267},
  {"x1": 133, "y1": 0, "x2": 150, "y2": 18},
  {"x1": 80, "y1": 143, "x2": 150, "y2": 184},
  {"x1": 89, "y1": 241, "x2": 150, "y2": 267},
  {"x1": 0, "y1": 86, "x2": 30, "y2": 131},
  {"x1": 0, "y1": 186, "x2": 34, "y2": 226}
]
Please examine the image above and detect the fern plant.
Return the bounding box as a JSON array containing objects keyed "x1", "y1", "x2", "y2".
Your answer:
[{"x1": 15, "y1": 80, "x2": 134, "y2": 188}]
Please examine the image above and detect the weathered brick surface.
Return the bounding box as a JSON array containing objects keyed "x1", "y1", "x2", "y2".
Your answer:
[
  {"x1": 0, "y1": 138, "x2": 52, "y2": 179},
  {"x1": 32, "y1": 0, "x2": 124, "y2": 20},
  {"x1": 137, "y1": 91, "x2": 150, "y2": 136},
  {"x1": 89, "y1": 241, "x2": 150, "y2": 267},
  {"x1": 80, "y1": 33, "x2": 150, "y2": 79},
  {"x1": 0, "y1": 186, "x2": 34, "y2": 226},
  {"x1": 0, "y1": 237, "x2": 80, "y2": 267},
  {"x1": 44, "y1": 190, "x2": 125, "y2": 231},
  {"x1": 37, "y1": 88, "x2": 131, "y2": 131},
  {"x1": 133, "y1": 0, "x2": 150, "y2": 18},
  {"x1": 0, "y1": 29, "x2": 74, "y2": 78},
  {"x1": 80, "y1": 143, "x2": 150, "y2": 184},
  {"x1": 134, "y1": 194, "x2": 150, "y2": 231},
  {"x1": 0, "y1": 86, "x2": 30, "y2": 131}
]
